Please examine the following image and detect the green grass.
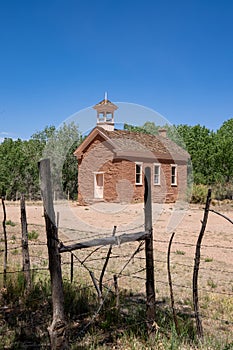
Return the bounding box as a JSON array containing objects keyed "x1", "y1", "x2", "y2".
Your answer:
[
  {"x1": 5, "y1": 219, "x2": 16, "y2": 226},
  {"x1": 28, "y1": 230, "x2": 39, "y2": 240},
  {"x1": 175, "y1": 250, "x2": 186, "y2": 255},
  {"x1": 11, "y1": 249, "x2": 19, "y2": 255},
  {"x1": 0, "y1": 272, "x2": 232, "y2": 349},
  {"x1": 207, "y1": 278, "x2": 217, "y2": 289},
  {"x1": 11, "y1": 235, "x2": 16, "y2": 241}
]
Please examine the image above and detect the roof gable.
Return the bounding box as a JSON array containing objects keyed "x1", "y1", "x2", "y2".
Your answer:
[{"x1": 74, "y1": 127, "x2": 189, "y2": 162}]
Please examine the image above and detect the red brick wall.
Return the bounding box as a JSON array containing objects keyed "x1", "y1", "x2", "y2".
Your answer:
[
  {"x1": 77, "y1": 136, "x2": 187, "y2": 205},
  {"x1": 77, "y1": 135, "x2": 114, "y2": 204}
]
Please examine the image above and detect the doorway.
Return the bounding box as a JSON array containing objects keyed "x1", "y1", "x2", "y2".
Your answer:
[{"x1": 94, "y1": 172, "x2": 104, "y2": 199}]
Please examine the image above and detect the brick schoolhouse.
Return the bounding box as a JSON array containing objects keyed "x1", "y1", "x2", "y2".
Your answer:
[{"x1": 74, "y1": 96, "x2": 189, "y2": 205}]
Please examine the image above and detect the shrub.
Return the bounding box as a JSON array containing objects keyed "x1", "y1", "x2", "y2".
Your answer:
[
  {"x1": 175, "y1": 250, "x2": 185, "y2": 255},
  {"x1": 28, "y1": 230, "x2": 39, "y2": 240},
  {"x1": 5, "y1": 220, "x2": 16, "y2": 227},
  {"x1": 191, "y1": 184, "x2": 208, "y2": 203},
  {"x1": 212, "y1": 182, "x2": 233, "y2": 200}
]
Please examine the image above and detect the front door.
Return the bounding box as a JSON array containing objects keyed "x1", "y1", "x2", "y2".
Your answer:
[{"x1": 94, "y1": 173, "x2": 104, "y2": 199}]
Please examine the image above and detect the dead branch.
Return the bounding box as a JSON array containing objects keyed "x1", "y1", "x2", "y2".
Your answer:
[
  {"x1": 90, "y1": 271, "x2": 103, "y2": 304},
  {"x1": 209, "y1": 209, "x2": 233, "y2": 225},
  {"x1": 99, "y1": 226, "x2": 116, "y2": 293},
  {"x1": 167, "y1": 232, "x2": 180, "y2": 335},
  {"x1": 193, "y1": 188, "x2": 211, "y2": 340}
]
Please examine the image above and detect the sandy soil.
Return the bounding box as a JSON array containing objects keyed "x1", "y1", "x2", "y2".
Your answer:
[
  {"x1": 1, "y1": 199, "x2": 232, "y2": 289},
  {"x1": 1, "y1": 200, "x2": 233, "y2": 339},
  {"x1": 1, "y1": 200, "x2": 232, "y2": 261}
]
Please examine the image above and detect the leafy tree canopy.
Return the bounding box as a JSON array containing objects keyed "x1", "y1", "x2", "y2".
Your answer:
[{"x1": 0, "y1": 123, "x2": 81, "y2": 200}]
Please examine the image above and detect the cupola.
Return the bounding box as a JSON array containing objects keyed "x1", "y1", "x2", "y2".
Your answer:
[{"x1": 93, "y1": 93, "x2": 118, "y2": 131}]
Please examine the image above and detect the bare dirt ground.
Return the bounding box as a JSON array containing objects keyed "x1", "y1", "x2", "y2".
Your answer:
[
  {"x1": 1, "y1": 200, "x2": 233, "y2": 341},
  {"x1": 2, "y1": 200, "x2": 232, "y2": 266}
]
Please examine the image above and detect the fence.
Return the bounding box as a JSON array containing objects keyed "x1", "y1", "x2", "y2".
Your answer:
[{"x1": 0, "y1": 163, "x2": 233, "y2": 348}]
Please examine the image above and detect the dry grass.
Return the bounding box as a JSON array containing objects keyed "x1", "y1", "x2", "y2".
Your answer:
[{"x1": 0, "y1": 201, "x2": 233, "y2": 349}]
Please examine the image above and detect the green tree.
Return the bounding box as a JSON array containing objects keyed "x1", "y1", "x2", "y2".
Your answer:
[
  {"x1": 42, "y1": 122, "x2": 81, "y2": 200},
  {"x1": 0, "y1": 138, "x2": 15, "y2": 197},
  {"x1": 215, "y1": 118, "x2": 233, "y2": 183},
  {"x1": 124, "y1": 121, "x2": 218, "y2": 185},
  {"x1": 31, "y1": 125, "x2": 56, "y2": 143},
  {"x1": 0, "y1": 123, "x2": 81, "y2": 200},
  {"x1": 0, "y1": 137, "x2": 44, "y2": 199},
  {"x1": 175, "y1": 124, "x2": 217, "y2": 184},
  {"x1": 124, "y1": 121, "x2": 159, "y2": 134}
]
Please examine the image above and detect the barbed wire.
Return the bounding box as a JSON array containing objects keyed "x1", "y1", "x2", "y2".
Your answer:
[
  {"x1": 1, "y1": 238, "x2": 233, "y2": 292},
  {"x1": 153, "y1": 239, "x2": 233, "y2": 251},
  {"x1": 0, "y1": 267, "x2": 49, "y2": 275},
  {"x1": 1, "y1": 203, "x2": 233, "y2": 342}
]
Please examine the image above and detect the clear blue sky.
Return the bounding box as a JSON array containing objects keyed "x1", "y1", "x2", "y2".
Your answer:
[{"x1": 1, "y1": 0, "x2": 233, "y2": 140}]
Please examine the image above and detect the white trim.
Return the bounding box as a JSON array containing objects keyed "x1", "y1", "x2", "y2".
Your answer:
[
  {"x1": 171, "y1": 164, "x2": 177, "y2": 186},
  {"x1": 135, "y1": 162, "x2": 143, "y2": 185},
  {"x1": 154, "y1": 163, "x2": 161, "y2": 185}
]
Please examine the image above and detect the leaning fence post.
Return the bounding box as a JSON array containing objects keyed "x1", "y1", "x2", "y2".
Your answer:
[
  {"x1": 193, "y1": 188, "x2": 211, "y2": 340},
  {"x1": 144, "y1": 167, "x2": 156, "y2": 332},
  {"x1": 1, "y1": 197, "x2": 7, "y2": 287},
  {"x1": 70, "y1": 253, "x2": 74, "y2": 283},
  {"x1": 99, "y1": 225, "x2": 117, "y2": 294},
  {"x1": 39, "y1": 159, "x2": 69, "y2": 350},
  {"x1": 20, "y1": 194, "x2": 31, "y2": 291},
  {"x1": 113, "y1": 274, "x2": 119, "y2": 309},
  {"x1": 167, "y1": 232, "x2": 179, "y2": 335}
]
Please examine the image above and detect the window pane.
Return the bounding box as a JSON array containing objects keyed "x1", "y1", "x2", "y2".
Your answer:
[
  {"x1": 136, "y1": 173, "x2": 141, "y2": 184},
  {"x1": 136, "y1": 164, "x2": 141, "y2": 174},
  {"x1": 171, "y1": 165, "x2": 177, "y2": 185},
  {"x1": 154, "y1": 165, "x2": 160, "y2": 184},
  {"x1": 98, "y1": 113, "x2": 105, "y2": 121},
  {"x1": 135, "y1": 163, "x2": 142, "y2": 184},
  {"x1": 96, "y1": 174, "x2": 103, "y2": 186},
  {"x1": 106, "y1": 113, "x2": 112, "y2": 121}
]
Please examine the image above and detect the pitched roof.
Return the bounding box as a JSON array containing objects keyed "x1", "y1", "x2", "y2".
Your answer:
[
  {"x1": 93, "y1": 99, "x2": 118, "y2": 111},
  {"x1": 74, "y1": 127, "x2": 189, "y2": 163}
]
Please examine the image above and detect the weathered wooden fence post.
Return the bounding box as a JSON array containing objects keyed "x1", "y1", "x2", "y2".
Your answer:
[
  {"x1": 113, "y1": 274, "x2": 119, "y2": 309},
  {"x1": 1, "y1": 197, "x2": 7, "y2": 287},
  {"x1": 144, "y1": 167, "x2": 156, "y2": 332},
  {"x1": 193, "y1": 188, "x2": 211, "y2": 340},
  {"x1": 167, "y1": 232, "x2": 179, "y2": 335},
  {"x1": 70, "y1": 253, "x2": 74, "y2": 283},
  {"x1": 39, "y1": 159, "x2": 69, "y2": 350},
  {"x1": 20, "y1": 194, "x2": 31, "y2": 291}
]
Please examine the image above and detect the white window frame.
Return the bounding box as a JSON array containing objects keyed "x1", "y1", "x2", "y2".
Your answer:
[
  {"x1": 171, "y1": 164, "x2": 177, "y2": 186},
  {"x1": 135, "y1": 162, "x2": 143, "y2": 185},
  {"x1": 154, "y1": 163, "x2": 161, "y2": 185}
]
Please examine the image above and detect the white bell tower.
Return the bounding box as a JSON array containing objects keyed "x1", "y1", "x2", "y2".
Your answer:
[{"x1": 93, "y1": 93, "x2": 118, "y2": 131}]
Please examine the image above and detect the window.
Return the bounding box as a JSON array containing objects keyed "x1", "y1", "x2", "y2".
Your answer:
[
  {"x1": 135, "y1": 162, "x2": 143, "y2": 185},
  {"x1": 97, "y1": 112, "x2": 105, "y2": 122},
  {"x1": 154, "y1": 164, "x2": 160, "y2": 185},
  {"x1": 106, "y1": 112, "x2": 113, "y2": 121},
  {"x1": 171, "y1": 165, "x2": 177, "y2": 186}
]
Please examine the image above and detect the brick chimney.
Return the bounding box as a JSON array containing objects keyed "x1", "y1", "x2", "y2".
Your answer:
[{"x1": 158, "y1": 128, "x2": 167, "y2": 137}]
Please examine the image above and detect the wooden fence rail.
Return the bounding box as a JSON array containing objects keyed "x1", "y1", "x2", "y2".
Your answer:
[{"x1": 59, "y1": 231, "x2": 148, "y2": 253}]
